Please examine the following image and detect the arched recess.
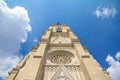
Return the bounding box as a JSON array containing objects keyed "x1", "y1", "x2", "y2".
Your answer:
[{"x1": 46, "y1": 50, "x2": 75, "y2": 65}]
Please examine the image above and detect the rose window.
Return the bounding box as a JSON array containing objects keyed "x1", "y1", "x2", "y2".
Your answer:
[
  {"x1": 47, "y1": 51, "x2": 74, "y2": 65},
  {"x1": 50, "y1": 54, "x2": 71, "y2": 64}
]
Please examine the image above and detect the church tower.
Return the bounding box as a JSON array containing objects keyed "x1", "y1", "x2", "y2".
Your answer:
[{"x1": 7, "y1": 23, "x2": 111, "y2": 80}]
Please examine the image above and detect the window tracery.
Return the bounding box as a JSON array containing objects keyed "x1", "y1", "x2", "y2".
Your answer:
[{"x1": 50, "y1": 54, "x2": 71, "y2": 64}]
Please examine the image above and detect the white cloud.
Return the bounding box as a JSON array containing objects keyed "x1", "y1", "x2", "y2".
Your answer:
[
  {"x1": 0, "y1": 0, "x2": 31, "y2": 79},
  {"x1": 0, "y1": 0, "x2": 31, "y2": 57},
  {"x1": 94, "y1": 6, "x2": 117, "y2": 18},
  {"x1": 106, "y1": 52, "x2": 120, "y2": 80},
  {"x1": 115, "y1": 52, "x2": 120, "y2": 60},
  {"x1": 33, "y1": 38, "x2": 38, "y2": 43},
  {"x1": 0, "y1": 55, "x2": 22, "y2": 79}
]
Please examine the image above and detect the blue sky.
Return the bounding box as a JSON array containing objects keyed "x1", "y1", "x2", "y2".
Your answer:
[{"x1": 0, "y1": 0, "x2": 120, "y2": 80}]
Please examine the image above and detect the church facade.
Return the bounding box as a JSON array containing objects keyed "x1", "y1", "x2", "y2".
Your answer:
[{"x1": 7, "y1": 23, "x2": 111, "y2": 80}]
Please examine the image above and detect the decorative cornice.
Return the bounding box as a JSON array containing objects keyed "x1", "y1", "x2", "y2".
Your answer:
[
  {"x1": 49, "y1": 43, "x2": 73, "y2": 47},
  {"x1": 81, "y1": 55, "x2": 90, "y2": 58},
  {"x1": 33, "y1": 55, "x2": 42, "y2": 58}
]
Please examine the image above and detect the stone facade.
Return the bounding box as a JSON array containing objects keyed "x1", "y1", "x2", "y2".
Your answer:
[{"x1": 7, "y1": 23, "x2": 111, "y2": 80}]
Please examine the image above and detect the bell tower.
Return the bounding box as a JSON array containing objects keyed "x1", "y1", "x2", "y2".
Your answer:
[{"x1": 7, "y1": 23, "x2": 111, "y2": 80}]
